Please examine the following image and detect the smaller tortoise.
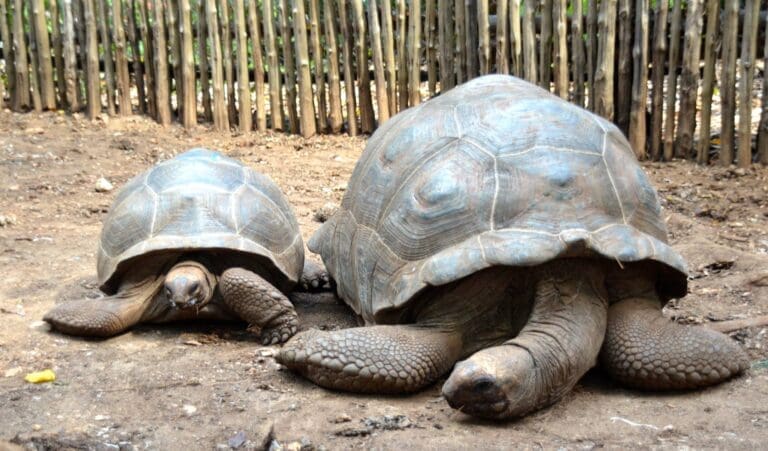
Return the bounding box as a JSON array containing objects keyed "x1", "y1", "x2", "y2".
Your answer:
[
  {"x1": 45, "y1": 148, "x2": 326, "y2": 344},
  {"x1": 277, "y1": 75, "x2": 750, "y2": 419}
]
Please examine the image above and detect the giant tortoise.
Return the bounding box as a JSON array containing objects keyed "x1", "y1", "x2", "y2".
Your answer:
[
  {"x1": 277, "y1": 75, "x2": 749, "y2": 419},
  {"x1": 45, "y1": 148, "x2": 325, "y2": 344}
]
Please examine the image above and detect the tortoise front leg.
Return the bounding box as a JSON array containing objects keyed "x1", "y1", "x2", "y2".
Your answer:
[{"x1": 219, "y1": 268, "x2": 299, "y2": 344}]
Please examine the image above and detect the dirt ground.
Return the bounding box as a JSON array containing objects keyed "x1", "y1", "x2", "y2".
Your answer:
[{"x1": 0, "y1": 109, "x2": 767, "y2": 450}]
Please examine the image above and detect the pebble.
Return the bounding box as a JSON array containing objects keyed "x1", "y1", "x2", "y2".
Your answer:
[
  {"x1": 182, "y1": 405, "x2": 197, "y2": 416},
  {"x1": 29, "y1": 320, "x2": 51, "y2": 332},
  {"x1": 32, "y1": 424, "x2": 41, "y2": 431},
  {"x1": 0, "y1": 214, "x2": 17, "y2": 227},
  {"x1": 4, "y1": 367, "x2": 22, "y2": 378},
  {"x1": 94, "y1": 415, "x2": 110, "y2": 421},
  {"x1": 313, "y1": 203, "x2": 338, "y2": 223},
  {"x1": 95, "y1": 178, "x2": 114, "y2": 193}
]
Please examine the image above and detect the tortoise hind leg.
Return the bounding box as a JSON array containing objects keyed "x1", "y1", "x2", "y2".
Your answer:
[
  {"x1": 44, "y1": 275, "x2": 163, "y2": 337},
  {"x1": 600, "y1": 297, "x2": 750, "y2": 390},
  {"x1": 277, "y1": 325, "x2": 463, "y2": 393}
]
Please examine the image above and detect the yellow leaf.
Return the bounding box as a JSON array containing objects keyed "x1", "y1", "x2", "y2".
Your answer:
[{"x1": 24, "y1": 369, "x2": 56, "y2": 384}]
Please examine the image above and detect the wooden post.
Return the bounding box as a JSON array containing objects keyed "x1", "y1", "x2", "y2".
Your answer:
[
  {"x1": 509, "y1": 0, "x2": 522, "y2": 78},
  {"x1": 61, "y1": 0, "x2": 79, "y2": 112},
  {"x1": 11, "y1": 0, "x2": 30, "y2": 110},
  {"x1": 454, "y1": 0, "x2": 466, "y2": 83},
  {"x1": 198, "y1": 1, "x2": 212, "y2": 121},
  {"x1": 380, "y1": 0, "x2": 397, "y2": 114},
  {"x1": 137, "y1": 0, "x2": 156, "y2": 119},
  {"x1": 676, "y1": 0, "x2": 703, "y2": 160},
  {"x1": 308, "y1": 0, "x2": 328, "y2": 132},
  {"x1": 74, "y1": 0, "x2": 87, "y2": 109},
  {"x1": 539, "y1": 0, "x2": 553, "y2": 89},
  {"x1": 95, "y1": 0, "x2": 116, "y2": 115},
  {"x1": 628, "y1": 0, "x2": 649, "y2": 159},
  {"x1": 408, "y1": 0, "x2": 422, "y2": 106},
  {"x1": 496, "y1": 0, "x2": 508, "y2": 74},
  {"x1": 323, "y1": 0, "x2": 343, "y2": 132},
  {"x1": 26, "y1": 0, "x2": 42, "y2": 112},
  {"x1": 594, "y1": 0, "x2": 616, "y2": 120},
  {"x1": 32, "y1": 0, "x2": 55, "y2": 109},
  {"x1": 293, "y1": 0, "x2": 317, "y2": 137},
  {"x1": 719, "y1": 0, "x2": 738, "y2": 166},
  {"x1": 586, "y1": 0, "x2": 598, "y2": 111},
  {"x1": 247, "y1": 0, "x2": 266, "y2": 132},
  {"x1": 757, "y1": 10, "x2": 768, "y2": 165},
  {"x1": 368, "y1": 0, "x2": 390, "y2": 122},
  {"x1": 396, "y1": 0, "x2": 408, "y2": 109},
  {"x1": 219, "y1": 0, "x2": 236, "y2": 126},
  {"x1": 234, "y1": 0, "x2": 252, "y2": 131},
  {"x1": 338, "y1": 0, "x2": 357, "y2": 135},
  {"x1": 464, "y1": 0, "x2": 478, "y2": 78},
  {"x1": 126, "y1": 0, "x2": 146, "y2": 113},
  {"x1": 351, "y1": 0, "x2": 375, "y2": 133},
  {"x1": 697, "y1": 0, "x2": 719, "y2": 165},
  {"x1": 205, "y1": 0, "x2": 228, "y2": 129},
  {"x1": 615, "y1": 0, "x2": 632, "y2": 133},
  {"x1": 0, "y1": 0, "x2": 16, "y2": 108},
  {"x1": 662, "y1": 0, "x2": 682, "y2": 161},
  {"x1": 649, "y1": 0, "x2": 668, "y2": 161},
  {"x1": 737, "y1": 0, "x2": 760, "y2": 168},
  {"x1": 179, "y1": 0, "x2": 196, "y2": 126},
  {"x1": 570, "y1": 0, "x2": 585, "y2": 106},
  {"x1": 522, "y1": 0, "x2": 537, "y2": 84},
  {"x1": 113, "y1": 0, "x2": 132, "y2": 116},
  {"x1": 439, "y1": 0, "x2": 454, "y2": 89},
  {"x1": 278, "y1": 0, "x2": 299, "y2": 133},
  {"x1": 82, "y1": 0, "x2": 100, "y2": 118},
  {"x1": 262, "y1": 0, "x2": 283, "y2": 131},
  {"x1": 552, "y1": 0, "x2": 568, "y2": 99},
  {"x1": 478, "y1": 0, "x2": 490, "y2": 74},
  {"x1": 426, "y1": 0, "x2": 437, "y2": 95},
  {"x1": 54, "y1": 0, "x2": 68, "y2": 106},
  {"x1": 166, "y1": 0, "x2": 182, "y2": 117},
  {"x1": 152, "y1": 0, "x2": 170, "y2": 125}
]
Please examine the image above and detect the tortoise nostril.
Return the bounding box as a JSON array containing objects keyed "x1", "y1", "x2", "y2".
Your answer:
[{"x1": 473, "y1": 377, "x2": 496, "y2": 393}]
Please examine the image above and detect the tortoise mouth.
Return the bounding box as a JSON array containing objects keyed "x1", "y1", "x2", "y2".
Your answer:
[{"x1": 441, "y1": 363, "x2": 511, "y2": 419}]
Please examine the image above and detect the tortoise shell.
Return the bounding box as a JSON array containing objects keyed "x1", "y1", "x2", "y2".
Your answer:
[
  {"x1": 309, "y1": 75, "x2": 687, "y2": 324},
  {"x1": 98, "y1": 148, "x2": 304, "y2": 293}
]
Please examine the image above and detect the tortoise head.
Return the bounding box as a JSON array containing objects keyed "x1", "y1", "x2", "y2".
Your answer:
[{"x1": 164, "y1": 261, "x2": 216, "y2": 310}]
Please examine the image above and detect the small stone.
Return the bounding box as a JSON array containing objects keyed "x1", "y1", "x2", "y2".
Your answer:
[
  {"x1": 32, "y1": 424, "x2": 42, "y2": 431},
  {"x1": 24, "y1": 127, "x2": 45, "y2": 135},
  {"x1": 228, "y1": 431, "x2": 246, "y2": 449},
  {"x1": 94, "y1": 415, "x2": 110, "y2": 421},
  {"x1": 331, "y1": 413, "x2": 351, "y2": 424},
  {"x1": 313, "y1": 203, "x2": 338, "y2": 223},
  {"x1": 0, "y1": 214, "x2": 17, "y2": 227},
  {"x1": 4, "y1": 367, "x2": 22, "y2": 378},
  {"x1": 95, "y1": 178, "x2": 114, "y2": 193},
  {"x1": 257, "y1": 348, "x2": 276, "y2": 357},
  {"x1": 182, "y1": 404, "x2": 197, "y2": 416},
  {"x1": 29, "y1": 320, "x2": 50, "y2": 332}
]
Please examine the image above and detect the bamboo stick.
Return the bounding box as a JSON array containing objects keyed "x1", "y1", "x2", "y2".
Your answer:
[
  {"x1": 205, "y1": 0, "x2": 228, "y2": 130},
  {"x1": 509, "y1": 0, "x2": 522, "y2": 78},
  {"x1": 539, "y1": 0, "x2": 553, "y2": 89},
  {"x1": 594, "y1": 0, "x2": 616, "y2": 119},
  {"x1": 278, "y1": 0, "x2": 299, "y2": 134},
  {"x1": 113, "y1": 0, "x2": 132, "y2": 116},
  {"x1": 522, "y1": 0, "x2": 537, "y2": 84},
  {"x1": 648, "y1": 0, "x2": 668, "y2": 161},
  {"x1": 662, "y1": 0, "x2": 682, "y2": 161},
  {"x1": 178, "y1": 0, "x2": 196, "y2": 126},
  {"x1": 426, "y1": 0, "x2": 436, "y2": 95},
  {"x1": 478, "y1": 0, "x2": 490, "y2": 74},
  {"x1": 408, "y1": 0, "x2": 422, "y2": 106},
  {"x1": 439, "y1": 0, "x2": 454, "y2": 89},
  {"x1": 615, "y1": 0, "x2": 632, "y2": 132},
  {"x1": 219, "y1": 0, "x2": 236, "y2": 126},
  {"x1": 338, "y1": 0, "x2": 357, "y2": 135},
  {"x1": 628, "y1": 0, "x2": 649, "y2": 159},
  {"x1": 61, "y1": 0, "x2": 79, "y2": 112},
  {"x1": 380, "y1": 0, "x2": 397, "y2": 114},
  {"x1": 198, "y1": 1, "x2": 212, "y2": 121},
  {"x1": 74, "y1": 0, "x2": 87, "y2": 109},
  {"x1": 262, "y1": 0, "x2": 282, "y2": 131},
  {"x1": 32, "y1": 0, "x2": 55, "y2": 110},
  {"x1": 396, "y1": 0, "x2": 408, "y2": 108},
  {"x1": 26, "y1": 1, "x2": 42, "y2": 112},
  {"x1": 586, "y1": 0, "x2": 597, "y2": 111},
  {"x1": 166, "y1": 0, "x2": 182, "y2": 117},
  {"x1": 697, "y1": 0, "x2": 719, "y2": 165},
  {"x1": 719, "y1": 0, "x2": 738, "y2": 166},
  {"x1": 234, "y1": 0, "x2": 251, "y2": 131},
  {"x1": 496, "y1": 0, "x2": 509, "y2": 74},
  {"x1": 465, "y1": 0, "x2": 478, "y2": 79},
  {"x1": 352, "y1": 0, "x2": 374, "y2": 133},
  {"x1": 95, "y1": 0, "x2": 116, "y2": 115},
  {"x1": 138, "y1": 0, "x2": 156, "y2": 118},
  {"x1": 308, "y1": 0, "x2": 327, "y2": 132},
  {"x1": 0, "y1": 0, "x2": 16, "y2": 107},
  {"x1": 737, "y1": 0, "x2": 760, "y2": 168},
  {"x1": 368, "y1": 0, "x2": 390, "y2": 122},
  {"x1": 571, "y1": 0, "x2": 584, "y2": 106},
  {"x1": 83, "y1": 0, "x2": 100, "y2": 118},
  {"x1": 454, "y1": 0, "x2": 465, "y2": 83},
  {"x1": 247, "y1": 0, "x2": 266, "y2": 131},
  {"x1": 11, "y1": 0, "x2": 30, "y2": 110},
  {"x1": 152, "y1": 0, "x2": 170, "y2": 125},
  {"x1": 676, "y1": 0, "x2": 703, "y2": 160},
  {"x1": 126, "y1": 0, "x2": 146, "y2": 113},
  {"x1": 552, "y1": 0, "x2": 568, "y2": 98},
  {"x1": 323, "y1": 0, "x2": 343, "y2": 132},
  {"x1": 293, "y1": 0, "x2": 317, "y2": 137}
]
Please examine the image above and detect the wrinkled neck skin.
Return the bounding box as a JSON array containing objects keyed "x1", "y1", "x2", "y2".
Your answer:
[{"x1": 163, "y1": 260, "x2": 217, "y2": 311}]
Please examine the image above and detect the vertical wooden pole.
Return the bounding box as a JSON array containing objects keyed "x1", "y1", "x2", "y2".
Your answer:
[
  {"x1": 126, "y1": 0, "x2": 146, "y2": 113},
  {"x1": 662, "y1": 0, "x2": 682, "y2": 160},
  {"x1": 737, "y1": 0, "x2": 760, "y2": 168},
  {"x1": 278, "y1": 0, "x2": 299, "y2": 133},
  {"x1": 152, "y1": 0, "x2": 170, "y2": 125},
  {"x1": 338, "y1": 0, "x2": 357, "y2": 135},
  {"x1": 0, "y1": 0, "x2": 16, "y2": 107},
  {"x1": 61, "y1": 0, "x2": 79, "y2": 112},
  {"x1": 477, "y1": 0, "x2": 490, "y2": 74},
  {"x1": 137, "y1": 0, "x2": 156, "y2": 119},
  {"x1": 166, "y1": 0, "x2": 182, "y2": 117},
  {"x1": 32, "y1": 0, "x2": 55, "y2": 109},
  {"x1": 219, "y1": 0, "x2": 236, "y2": 126},
  {"x1": 368, "y1": 0, "x2": 389, "y2": 122},
  {"x1": 439, "y1": 0, "x2": 454, "y2": 89},
  {"x1": 95, "y1": 0, "x2": 116, "y2": 115},
  {"x1": 113, "y1": 0, "x2": 132, "y2": 116},
  {"x1": 408, "y1": 0, "x2": 422, "y2": 106},
  {"x1": 570, "y1": 0, "x2": 585, "y2": 106},
  {"x1": 649, "y1": 0, "x2": 668, "y2": 161},
  {"x1": 719, "y1": 0, "x2": 738, "y2": 166},
  {"x1": 179, "y1": 0, "x2": 196, "y2": 126},
  {"x1": 628, "y1": 0, "x2": 649, "y2": 159},
  {"x1": 615, "y1": 0, "x2": 632, "y2": 133},
  {"x1": 465, "y1": 0, "x2": 478, "y2": 79},
  {"x1": 234, "y1": 0, "x2": 251, "y2": 131},
  {"x1": 262, "y1": 0, "x2": 283, "y2": 130},
  {"x1": 206, "y1": 0, "x2": 228, "y2": 130},
  {"x1": 380, "y1": 0, "x2": 397, "y2": 114},
  {"x1": 198, "y1": 1, "x2": 212, "y2": 121},
  {"x1": 676, "y1": 0, "x2": 703, "y2": 160},
  {"x1": 27, "y1": 1, "x2": 43, "y2": 112},
  {"x1": 552, "y1": 0, "x2": 568, "y2": 99},
  {"x1": 426, "y1": 0, "x2": 436, "y2": 95},
  {"x1": 74, "y1": 0, "x2": 87, "y2": 109},
  {"x1": 509, "y1": 0, "x2": 522, "y2": 78},
  {"x1": 83, "y1": 0, "x2": 100, "y2": 119},
  {"x1": 539, "y1": 0, "x2": 553, "y2": 89},
  {"x1": 454, "y1": 0, "x2": 465, "y2": 84},
  {"x1": 757, "y1": 11, "x2": 768, "y2": 165},
  {"x1": 586, "y1": 0, "x2": 598, "y2": 111},
  {"x1": 697, "y1": 0, "x2": 719, "y2": 165},
  {"x1": 522, "y1": 0, "x2": 538, "y2": 84},
  {"x1": 293, "y1": 0, "x2": 316, "y2": 137},
  {"x1": 308, "y1": 0, "x2": 328, "y2": 132},
  {"x1": 352, "y1": 0, "x2": 374, "y2": 132},
  {"x1": 396, "y1": 0, "x2": 408, "y2": 109},
  {"x1": 496, "y1": 0, "x2": 509, "y2": 75},
  {"x1": 11, "y1": 0, "x2": 30, "y2": 110},
  {"x1": 323, "y1": 0, "x2": 343, "y2": 132},
  {"x1": 594, "y1": 0, "x2": 616, "y2": 120},
  {"x1": 247, "y1": 0, "x2": 266, "y2": 132}
]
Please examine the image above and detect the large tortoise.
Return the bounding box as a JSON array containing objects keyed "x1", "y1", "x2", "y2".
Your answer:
[
  {"x1": 277, "y1": 75, "x2": 749, "y2": 419},
  {"x1": 45, "y1": 148, "x2": 325, "y2": 344}
]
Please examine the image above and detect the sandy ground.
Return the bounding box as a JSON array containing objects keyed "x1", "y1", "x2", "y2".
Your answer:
[{"x1": 0, "y1": 110, "x2": 767, "y2": 450}]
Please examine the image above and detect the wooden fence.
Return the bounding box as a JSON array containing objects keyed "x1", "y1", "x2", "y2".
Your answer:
[{"x1": 0, "y1": 1, "x2": 767, "y2": 167}]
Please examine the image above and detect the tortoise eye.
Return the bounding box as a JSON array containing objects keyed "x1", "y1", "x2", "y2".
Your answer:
[
  {"x1": 189, "y1": 281, "x2": 200, "y2": 294},
  {"x1": 165, "y1": 287, "x2": 172, "y2": 299}
]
